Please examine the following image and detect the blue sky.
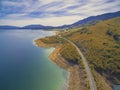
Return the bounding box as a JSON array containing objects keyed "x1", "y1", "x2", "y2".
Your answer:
[{"x1": 0, "y1": 0, "x2": 120, "y2": 26}]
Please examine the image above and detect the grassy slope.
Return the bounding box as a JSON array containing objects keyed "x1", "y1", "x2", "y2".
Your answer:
[
  {"x1": 40, "y1": 36, "x2": 82, "y2": 65},
  {"x1": 36, "y1": 17, "x2": 120, "y2": 90},
  {"x1": 61, "y1": 17, "x2": 120, "y2": 85}
]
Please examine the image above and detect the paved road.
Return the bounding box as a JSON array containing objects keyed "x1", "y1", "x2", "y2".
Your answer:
[{"x1": 59, "y1": 36, "x2": 97, "y2": 90}]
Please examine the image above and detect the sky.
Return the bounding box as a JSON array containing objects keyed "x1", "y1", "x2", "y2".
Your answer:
[{"x1": 0, "y1": 0, "x2": 120, "y2": 26}]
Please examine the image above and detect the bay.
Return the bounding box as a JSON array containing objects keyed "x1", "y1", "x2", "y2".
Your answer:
[{"x1": 0, "y1": 30, "x2": 68, "y2": 90}]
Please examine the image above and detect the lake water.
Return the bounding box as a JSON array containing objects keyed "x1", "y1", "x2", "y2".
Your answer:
[
  {"x1": 0, "y1": 30, "x2": 68, "y2": 90},
  {"x1": 113, "y1": 85, "x2": 120, "y2": 90}
]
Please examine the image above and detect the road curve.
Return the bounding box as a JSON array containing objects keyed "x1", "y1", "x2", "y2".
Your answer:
[{"x1": 60, "y1": 36, "x2": 97, "y2": 90}]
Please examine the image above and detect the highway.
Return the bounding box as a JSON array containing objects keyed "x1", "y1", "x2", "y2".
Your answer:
[{"x1": 59, "y1": 36, "x2": 97, "y2": 90}]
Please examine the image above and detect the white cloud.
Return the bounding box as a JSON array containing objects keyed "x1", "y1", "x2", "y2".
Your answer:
[
  {"x1": 39, "y1": 0, "x2": 60, "y2": 4},
  {"x1": 0, "y1": 16, "x2": 84, "y2": 26},
  {"x1": 2, "y1": 0, "x2": 31, "y2": 8},
  {"x1": 68, "y1": 0, "x2": 120, "y2": 16},
  {"x1": 0, "y1": 0, "x2": 120, "y2": 26}
]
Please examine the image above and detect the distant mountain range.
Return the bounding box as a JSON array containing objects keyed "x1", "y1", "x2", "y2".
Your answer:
[
  {"x1": 0, "y1": 11, "x2": 120, "y2": 30},
  {"x1": 21, "y1": 25, "x2": 54, "y2": 30},
  {"x1": 0, "y1": 25, "x2": 54, "y2": 30},
  {"x1": 0, "y1": 26, "x2": 20, "y2": 29}
]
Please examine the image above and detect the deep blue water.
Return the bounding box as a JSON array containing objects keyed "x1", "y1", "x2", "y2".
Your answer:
[{"x1": 0, "y1": 30, "x2": 68, "y2": 90}]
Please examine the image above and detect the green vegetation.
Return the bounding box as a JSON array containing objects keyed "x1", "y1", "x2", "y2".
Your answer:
[
  {"x1": 40, "y1": 35, "x2": 82, "y2": 65},
  {"x1": 61, "y1": 17, "x2": 120, "y2": 84},
  {"x1": 60, "y1": 42, "x2": 81, "y2": 64},
  {"x1": 38, "y1": 17, "x2": 120, "y2": 90},
  {"x1": 40, "y1": 36, "x2": 65, "y2": 44}
]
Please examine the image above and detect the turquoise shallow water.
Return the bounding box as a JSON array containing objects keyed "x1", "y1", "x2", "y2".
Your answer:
[
  {"x1": 0, "y1": 30, "x2": 68, "y2": 90},
  {"x1": 113, "y1": 85, "x2": 120, "y2": 90}
]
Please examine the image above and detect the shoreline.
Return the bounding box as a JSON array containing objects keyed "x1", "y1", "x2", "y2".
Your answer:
[
  {"x1": 34, "y1": 39, "x2": 85, "y2": 90},
  {"x1": 34, "y1": 37, "x2": 115, "y2": 90}
]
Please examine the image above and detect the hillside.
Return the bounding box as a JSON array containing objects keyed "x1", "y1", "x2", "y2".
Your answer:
[
  {"x1": 61, "y1": 17, "x2": 120, "y2": 85},
  {"x1": 70, "y1": 11, "x2": 120, "y2": 27},
  {"x1": 36, "y1": 17, "x2": 120, "y2": 90}
]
